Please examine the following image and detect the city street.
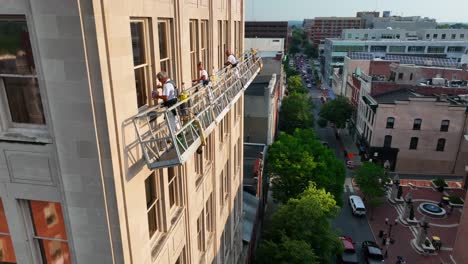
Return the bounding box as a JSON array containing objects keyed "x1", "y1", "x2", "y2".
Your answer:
[{"x1": 307, "y1": 76, "x2": 375, "y2": 262}]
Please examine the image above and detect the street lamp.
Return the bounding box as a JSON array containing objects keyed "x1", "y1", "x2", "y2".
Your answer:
[{"x1": 384, "y1": 218, "x2": 398, "y2": 258}]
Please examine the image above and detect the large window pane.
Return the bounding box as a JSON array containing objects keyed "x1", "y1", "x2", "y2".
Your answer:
[
  {"x1": 29, "y1": 201, "x2": 71, "y2": 264},
  {"x1": 134, "y1": 67, "x2": 147, "y2": 108},
  {"x1": 0, "y1": 199, "x2": 17, "y2": 264},
  {"x1": 0, "y1": 18, "x2": 36, "y2": 75},
  {"x1": 130, "y1": 22, "x2": 146, "y2": 65},
  {"x1": 4, "y1": 77, "x2": 45, "y2": 124},
  {"x1": 158, "y1": 22, "x2": 168, "y2": 59}
]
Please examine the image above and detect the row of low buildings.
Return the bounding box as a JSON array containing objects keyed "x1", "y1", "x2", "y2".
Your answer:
[
  {"x1": 0, "y1": 1, "x2": 281, "y2": 264},
  {"x1": 332, "y1": 52, "x2": 468, "y2": 177},
  {"x1": 331, "y1": 46, "x2": 468, "y2": 264},
  {"x1": 303, "y1": 11, "x2": 438, "y2": 49}
]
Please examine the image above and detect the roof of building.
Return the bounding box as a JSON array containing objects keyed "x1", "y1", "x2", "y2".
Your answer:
[
  {"x1": 245, "y1": 21, "x2": 288, "y2": 38},
  {"x1": 373, "y1": 88, "x2": 421, "y2": 103},
  {"x1": 347, "y1": 52, "x2": 458, "y2": 68},
  {"x1": 242, "y1": 191, "x2": 259, "y2": 242},
  {"x1": 243, "y1": 144, "x2": 265, "y2": 195},
  {"x1": 259, "y1": 57, "x2": 282, "y2": 76}
]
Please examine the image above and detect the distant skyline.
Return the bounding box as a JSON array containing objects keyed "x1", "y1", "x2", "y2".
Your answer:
[{"x1": 245, "y1": 0, "x2": 468, "y2": 23}]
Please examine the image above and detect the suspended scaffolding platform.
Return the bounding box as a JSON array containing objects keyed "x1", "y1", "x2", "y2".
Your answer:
[{"x1": 133, "y1": 52, "x2": 263, "y2": 169}]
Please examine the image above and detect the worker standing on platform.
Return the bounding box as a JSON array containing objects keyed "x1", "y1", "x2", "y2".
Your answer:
[
  {"x1": 152, "y1": 71, "x2": 178, "y2": 115},
  {"x1": 192, "y1": 61, "x2": 210, "y2": 86},
  {"x1": 224, "y1": 49, "x2": 238, "y2": 67}
]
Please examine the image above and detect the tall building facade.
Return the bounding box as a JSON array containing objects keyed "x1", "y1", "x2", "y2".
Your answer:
[
  {"x1": 0, "y1": 1, "x2": 262, "y2": 264},
  {"x1": 306, "y1": 17, "x2": 363, "y2": 46}
]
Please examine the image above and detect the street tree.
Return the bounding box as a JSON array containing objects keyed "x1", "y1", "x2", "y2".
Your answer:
[
  {"x1": 319, "y1": 96, "x2": 354, "y2": 129},
  {"x1": 279, "y1": 94, "x2": 314, "y2": 134},
  {"x1": 267, "y1": 183, "x2": 342, "y2": 263},
  {"x1": 267, "y1": 129, "x2": 346, "y2": 204},
  {"x1": 287, "y1": 75, "x2": 308, "y2": 94},
  {"x1": 256, "y1": 236, "x2": 319, "y2": 264},
  {"x1": 354, "y1": 162, "x2": 389, "y2": 219},
  {"x1": 304, "y1": 42, "x2": 318, "y2": 59}
]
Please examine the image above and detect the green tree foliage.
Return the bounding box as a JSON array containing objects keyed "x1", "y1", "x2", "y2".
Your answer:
[
  {"x1": 354, "y1": 162, "x2": 389, "y2": 217},
  {"x1": 304, "y1": 42, "x2": 318, "y2": 59},
  {"x1": 287, "y1": 75, "x2": 308, "y2": 94},
  {"x1": 317, "y1": 118, "x2": 328, "y2": 128},
  {"x1": 267, "y1": 183, "x2": 342, "y2": 263},
  {"x1": 319, "y1": 96, "x2": 354, "y2": 128},
  {"x1": 279, "y1": 94, "x2": 314, "y2": 134},
  {"x1": 289, "y1": 44, "x2": 300, "y2": 55},
  {"x1": 267, "y1": 129, "x2": 346, "y2": 204},
  {"x1": 256, "y1": 236, "x2": 319, "y2": 264}
]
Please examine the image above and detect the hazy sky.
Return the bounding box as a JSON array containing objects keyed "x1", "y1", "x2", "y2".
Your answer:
[{"x1": 245, "y1": 0, "x2": 468, "y2": 23}]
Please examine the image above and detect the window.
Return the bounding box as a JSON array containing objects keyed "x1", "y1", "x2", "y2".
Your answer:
[
  {"x1": 386, "y1": 117, "x2": 395, "y2": 128},
  {"x1": 218, "y1": 20, "x2": 223, "y2": 69},
  {"x1": 200, "y1": 20, "x2": 209, "y2": 72},
  {"x1": 204, "y1": 134, "x2": 213, "y2": 165},
  {"x1": 447, "y1": 46, "x2": 464, "y2": 53},
  {"x1": 440, "y1": 120, "x2": 449, "y2": 132},
  {"x1": 130, "y1": 19, "x2": 151, "y2": 108},
  {"x1": 236, "y1": 21, "x2": 242, "y2": 57},
  {"x1": 0, "y1": 16, "x2": 45, "y2": 126},
  {"x1": 409, "y1": 137, "x2": 418, "y2": 150},
  {"x1": 442, "y1": 34, "x2": 446, "y2": 39},
  {"x1": 233, "y1": 137, "x2": 241, "y2": 175},
  {"x1": 427, "y1": 46, "x2": 445, "y2": 54},
  {"x1": 384, "y1": 135, "x2": 392, "y2": 148},
  {"x1": 398, "y1": 73, "x2": 404, "y2": 80},
  {"x1": 197, "y1": 211, "x2": 205, "y2": 252},
  {"x1": 189, "y1": 20, "x2": 199, "y2": 80},
  {"x1": 205, "y1": 194, "x2": 214, "y2": 234},
  {"x1": 408, "y1": 46, "x2": 425, "y2": 53},
  {"x1": 413, "y1": 118, "x2": 422, "y2": 130},
  {"x1": 426, "y1": 34, "x2": 430, "y2": 39},
  {"x1": 145, "y1": 172, "x2": 163, "y2": 238},
  {"x1": 220, "y1": 161, "x2": 229, "y2": 206},
  {"x1": 168, "y1": 167, "x2": 182, "y2": 210},
  {"x1": 451, "y1": 34, "x2": 456, "y2": 39},
  {"x1": 461, "y1": 34, "x2": 465, "y2": 39},
  {"x1": 436, "y1": 138, "x2": 446, "y2": 151},
  {"x1": 194, "y1": 152, "x2": 203, "y2": 184},
  {"x1": 433, "y1": 34, "x2": 438, "y2": 39},
  {"x1": 158, "y1": 19, "x2": 175, "y2": 79},
  {"x1": 28, "y1": 201, "x2": 71, "y2": 264},
  {"x1": 389, "y1": 46, "x2": 406, "y2": 53},
  {"x1": 0, "y1": 198, "x2": 17, "y2": 263},
  {"x1": 224, "y1": 20, "x2": 228, "y2": 57},
  {"x1": 409, "y1": 73, "x2": 413, "y2": 80}
]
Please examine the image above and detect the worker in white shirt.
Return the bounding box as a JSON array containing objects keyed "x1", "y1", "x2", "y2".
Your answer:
[
  {"x1": 224, "y1": 49, "x2": 238, "y2": 67},
  {"x1": 192, "y1": 61, "x2": 210, "y2": 86},
  {"x1": 152, "y1": 71, "x2": 178, "y2": 115}
]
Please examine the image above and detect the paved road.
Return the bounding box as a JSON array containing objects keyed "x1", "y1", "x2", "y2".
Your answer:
[{"x1": 307, "y1": 85, "x2": 375, "y2": 263}]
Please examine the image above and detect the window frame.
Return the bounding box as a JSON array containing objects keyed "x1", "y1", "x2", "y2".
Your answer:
[
  {"x1": 130, "y1": 18, "x2": 153, "y2": 109},
  {"x1": 0, "y1": 16, "x2": 49, "y2": 140},
  {"x1": 196, "y1": 210, "x2": 206, "y2": 252},
  {"x1": 145, "y1": 172, "x2": 165, "y2": 240},
  {"x1": 436, "y1": 138, "x2": 446, "y2": 152},
  {"x1": 409, "y1": 137, "x2": 419, "y2": 150},
  {"x1": 189, "y1": 20, "x2": 199, "y2": 80},
  {"x1": 167, "y1": 166, "x2": 183, "y2": 213},
  {"x1": 440, "y1": 120, "x2": 449, "y2": 132},
  {"x1": 386, "y1": 117, "x2": 395, "y2": 129},
  {"x1": 157, "y1": 19, "x2": 175, "y2": 82},
  {"x1": 413, "y1": 118, "x2": 422, "y2": 130},
  {"x1": 200, "y1": 20, "x2": 210, "y2": 73}
]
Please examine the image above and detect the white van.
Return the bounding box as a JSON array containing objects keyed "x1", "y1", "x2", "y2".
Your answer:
[{"x1": 349, "y1": 195, "x2": 366, "y2": 216}]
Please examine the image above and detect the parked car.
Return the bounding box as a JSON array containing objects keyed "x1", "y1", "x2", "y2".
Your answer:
[
  {"x1": 307, "y1": 84, "x2": 312, "y2": 88},
  {"x1": 362, "y1": 241, "x2": 385, "y2": 263},
  {"x1": 349, "y1": 195, "x2": 366, "y2": 216},
  {"x1": 337, "y1": 236, "x2": 359, "y2": 264}
]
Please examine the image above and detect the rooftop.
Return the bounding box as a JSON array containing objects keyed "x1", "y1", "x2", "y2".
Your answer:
[
  {"x1": 373, "y1": 88, "x2": 421, "y2": 103},
  {"x1": 243, "y1": 144, "x2": 265, "y2": 196},
  {"x1": 347, "y1": 52, "x2": 459, "y2": 68}
]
